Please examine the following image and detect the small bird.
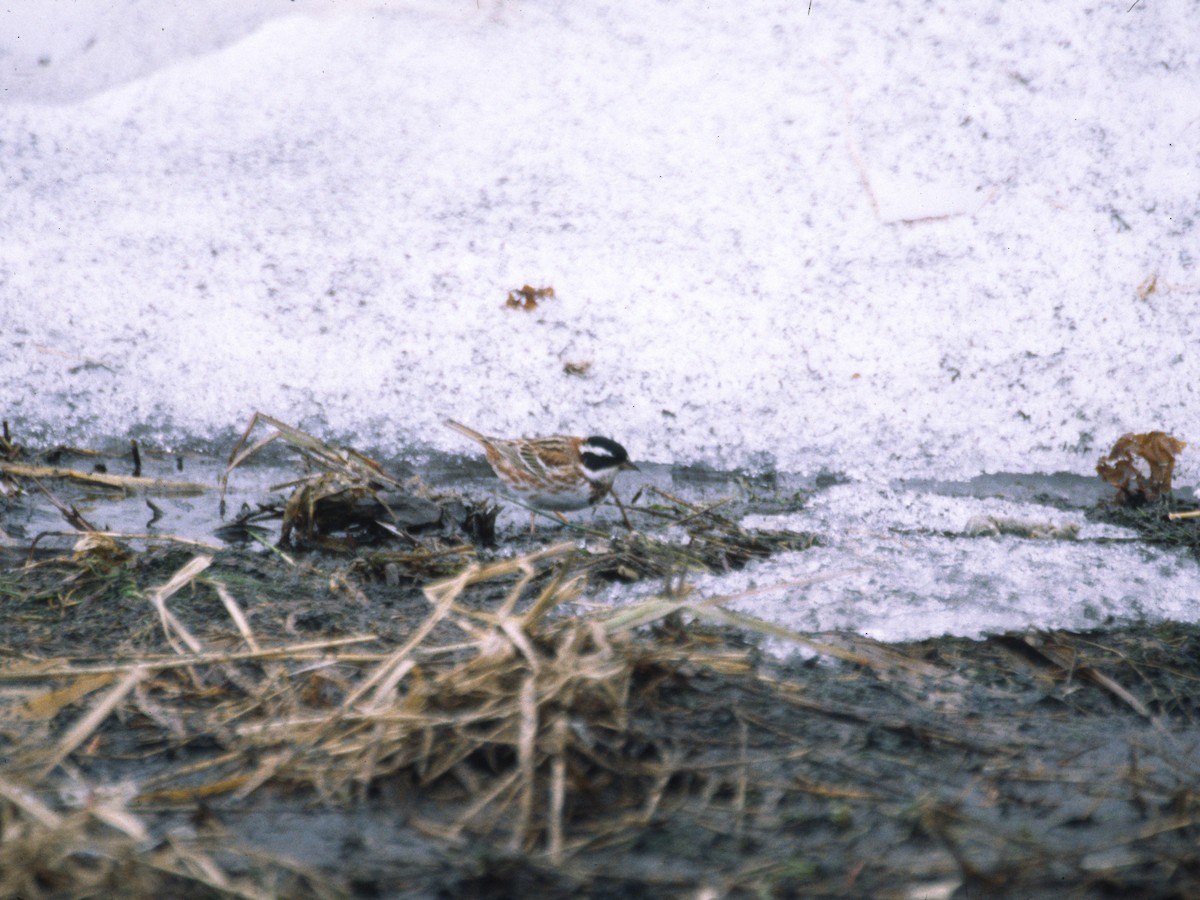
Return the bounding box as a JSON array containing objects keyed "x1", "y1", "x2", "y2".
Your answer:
[{"x1": 444, "y1": 419, "x2": 638, "y2": 531}]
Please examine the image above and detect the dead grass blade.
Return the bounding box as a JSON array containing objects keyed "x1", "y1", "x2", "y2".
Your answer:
[
  {"x1": 22, "y1": 471, "x2": 99, "y2": 532},
  {"x1": 1021, "y1": 632, "x2": 1155, "y2": 720},
  {"x1": 212, "y1": 580, "x2": 260, "y2": 652},
  {"x1": 0, "y1": 461, "x2": 208, "y2": 495},
  {"x1": 512, "y1": 674, "x2": 538, "y2": 852},
  {"x1": 36, "y1": 666, "x2": 146, "y2": 781},
  {"x1": 0, "y1": 775, "x2": 62, "y2": 827},
  {"x1": 0, "y1": 636, "x2": 375, "y2": 681},
  {"x1": 546, "y1": 714, "x2": 568, "y2": 864},
  {"x1": 146, "y1": 554, "x2": 212, "y2": 654},
  {"x1": 19, "y1": 673, "x2": 115, "y2": 721}
]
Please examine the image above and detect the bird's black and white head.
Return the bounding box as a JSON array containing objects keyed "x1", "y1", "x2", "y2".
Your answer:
[{"x1": 579, "y1": 436, "x2": 638, "y2": 483}]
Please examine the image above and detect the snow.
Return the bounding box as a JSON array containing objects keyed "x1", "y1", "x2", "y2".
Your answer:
[{"x1": 2, "y1": 0, "x2": 1198, "y2": 641}]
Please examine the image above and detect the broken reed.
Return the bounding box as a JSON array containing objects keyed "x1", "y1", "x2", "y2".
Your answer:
[{"x1": 0, "y1": 540, "x2": 761, "y2": 886}]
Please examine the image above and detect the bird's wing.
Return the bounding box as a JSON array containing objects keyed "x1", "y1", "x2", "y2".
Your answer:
[{"x1": 516, "y1": 436, "x2": 579, "y2": 479}]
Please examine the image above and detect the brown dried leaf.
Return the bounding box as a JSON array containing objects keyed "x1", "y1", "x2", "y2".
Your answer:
[
  {"x1": 1096, "y1": 431, "x2": 1187, "y2": 505},
  {"x1": 20, "y1": 674, "x2": 115, "y2": 721},
  {"x1": 504, "y1": 284, "x2": 555, "y2": 311}
]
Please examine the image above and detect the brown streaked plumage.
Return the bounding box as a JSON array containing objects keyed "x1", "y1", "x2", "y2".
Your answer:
[{"x1": 445, "y1": 419, "x2": 637, "y2": 530}]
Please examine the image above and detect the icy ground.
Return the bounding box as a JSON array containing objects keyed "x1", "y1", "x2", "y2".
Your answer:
[{"x1": 2, "y1": 0, "x2": 1198, "y2": 640}]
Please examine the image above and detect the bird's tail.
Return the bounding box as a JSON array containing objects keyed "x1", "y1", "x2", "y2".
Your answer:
[{"x1": 444, "y1": 418, "x2": 488, "y2": 444}]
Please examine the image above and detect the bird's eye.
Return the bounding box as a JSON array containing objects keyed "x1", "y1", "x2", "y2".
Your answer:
[
  {"x1": 582, "y1": 437, "x2": 629, "y2": 467},
  {"x1": 581, "y1": 450, "x2": 617, "y2": 470}
]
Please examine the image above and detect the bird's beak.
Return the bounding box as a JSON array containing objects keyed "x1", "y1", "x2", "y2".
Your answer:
[{"x1": 621, "y1": 461, "x2": 640, "y2": 472}]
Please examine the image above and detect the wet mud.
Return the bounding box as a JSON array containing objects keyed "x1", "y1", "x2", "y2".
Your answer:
[{"x1": 1, "y1": 443, "x2": 1199, "y2": 898}]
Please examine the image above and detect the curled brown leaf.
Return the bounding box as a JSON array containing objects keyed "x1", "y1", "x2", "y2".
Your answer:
[{"x1": 1096, "y1": 431, "x2": 1187, "y2": 505}]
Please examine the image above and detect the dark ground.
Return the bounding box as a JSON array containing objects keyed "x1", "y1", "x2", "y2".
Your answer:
[{"x1": 1, "y1": 447, "x2": 1199, "y2": 899}]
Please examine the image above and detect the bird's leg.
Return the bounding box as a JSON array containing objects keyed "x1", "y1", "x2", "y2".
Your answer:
[
  {"x1": 527, "y1": 510, "x2": 569, "y2": 534},
  {"x1": 609, "y1": 487, "x2": 635, "y2": 531}
]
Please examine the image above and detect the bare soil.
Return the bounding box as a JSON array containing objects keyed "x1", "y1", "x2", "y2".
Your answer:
[{"x1": 2, "y1": 447, "x2": 1199, "y2": 899}]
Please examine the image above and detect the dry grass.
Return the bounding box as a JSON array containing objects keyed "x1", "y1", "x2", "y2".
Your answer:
[
  {"x1": 4, "y1": 420, "x2": 1200, "y2": 897},
  {"x1": 7, "y1": 534, "x2": 1198, "y2": 897},
  {"x1": 218, "y1": 411, "x2": 482, "y2": 550},
  {"x1": 0, "y1": 539, "x2": 768, "y2": 897}
]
